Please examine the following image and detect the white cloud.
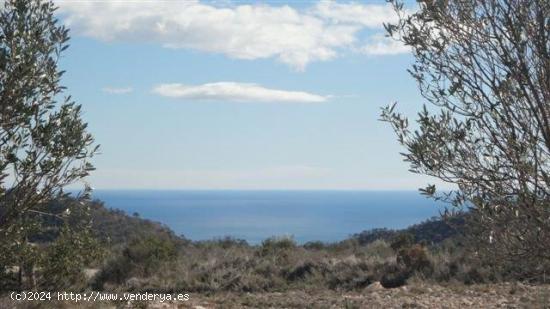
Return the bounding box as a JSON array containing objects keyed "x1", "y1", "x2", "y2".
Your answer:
[
  {"x1": 360, "y1": 34, "x2": 410, "y2": 55},
  {"x1": 57, "y1": 0, "x2": 404, "y2": 70},
  {"x1": 312, "y1": 0, "x2": 398, "y2": 27},
  {"x1": 152, "y1": 82, "x2": 327, "y2": 103},
  {"x1": 102, "y1": 86, "x2": 133, "y2": 94}
]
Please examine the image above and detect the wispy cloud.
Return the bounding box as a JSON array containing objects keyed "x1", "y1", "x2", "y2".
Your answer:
[
  {"x1": 360, "y1": 34, "x2": 410, "y2": 56},
  {"x1": 152, "y1": 82, "x2": 328, "y2": 103},
  {"x1": 58, "y1": 0, "x2": 405, "y2": 70},
  {"x1": 312, "y1": 1, "x2": 398, "y2": 27},
  {"x1": 102, "y1": 86, "x2": 133, "y2": 94}
]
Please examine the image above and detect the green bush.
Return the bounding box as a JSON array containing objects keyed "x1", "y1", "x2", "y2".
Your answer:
[
  {"x1": 259, "y1": 236, "x2": 296, "y2": 256},
  {"x1": 123, "y1": 236, "x2": 177, "y2": 275},
  {"x1": 93, "y1": 235, "x2": 178, "y2": 289},
  {"x1": 390, "y1": 233, "x2": 415, "y2": 251},
  {"x1": 38, "y1": 226, "x2": 103, "y2": 291}
]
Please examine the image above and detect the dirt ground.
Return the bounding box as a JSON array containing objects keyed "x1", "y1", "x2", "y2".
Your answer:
[
  {"x1": 3, "y1": 282, "x2": 550, "y2": 308},
  {"x1": 179, "y1": 283, "x2": 550, "y2": 309}
]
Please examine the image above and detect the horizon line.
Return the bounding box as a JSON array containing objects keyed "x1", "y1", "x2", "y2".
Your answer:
[{"x1": 82, "y1": 188, "x2": 426, "y2": 192}]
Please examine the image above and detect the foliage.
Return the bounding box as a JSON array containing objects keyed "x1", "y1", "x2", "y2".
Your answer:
[
  {"x1": 380, "y1": 236, "x2": 432, "y2": 288},
  {"x1": 381, "y1": 0, "x2": 550, "y2": 280},
  {"x1": 259, "y1": 236, "x2": 297, "y2": 256},
  {"x1": 123, "y1": 236, "x2": 178, "y2": 275},
  {"x1": 44, "y1": 201, "x2": 506, "y2": 292},
  {"x1": 380, "y1": 264, "x2": 409, "y2": 288},
  {"x1": 0, "y1": 0, "x2": 99, "y2": 289},
  {"x1": 83, "y1": 199, "x2": 186, "y2": 256},
  {"x1": 397, "y1": 244, "x2": 431, "y2": 274},
  {"x1": 353, "y1": 215, "x2": 465, "y2": 247},
  {"x1": 1, "y1": 195, "x2": 485, "y2": 293},
  {"x1": 38, "y1": 225, "x2": 103, "y2": 291},
  {"x1": 93, "y1": 235, "x2": 178, "y2": 288},
  {"x1": 390, "y1": 233, "x2": 416, "y2": 251}
]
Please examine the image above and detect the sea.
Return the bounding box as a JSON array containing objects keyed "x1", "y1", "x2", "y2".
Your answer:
[{"x1": 92, "y1": 190, "x2": 445, "y2": 245}]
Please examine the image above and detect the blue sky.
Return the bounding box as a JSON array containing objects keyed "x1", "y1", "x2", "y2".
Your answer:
[{"x1": 56, "y1": 0, "x2": 442, "y2": 190}]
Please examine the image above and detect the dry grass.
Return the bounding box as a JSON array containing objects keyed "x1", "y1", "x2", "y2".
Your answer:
[{"x1": 88, "y1": 235, "x2": 497, "y2": 294}]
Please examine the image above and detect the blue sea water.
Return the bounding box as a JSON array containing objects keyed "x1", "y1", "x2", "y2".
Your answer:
[{"x1": 92, "y1": 190, "x2": 445, "y2": 245}]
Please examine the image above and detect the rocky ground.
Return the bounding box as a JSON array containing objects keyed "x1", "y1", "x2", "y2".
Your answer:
[{"x1": 4, "y1": 282, "x2": 550, "y2": 308}]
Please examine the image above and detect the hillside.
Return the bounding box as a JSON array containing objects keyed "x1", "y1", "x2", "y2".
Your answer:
[
  {"x1": 86, "y1": 199, "x2": 187, "y2": 250},
  {"x1": 352, "y1": 214, "x2": 466, "y2": 246}
]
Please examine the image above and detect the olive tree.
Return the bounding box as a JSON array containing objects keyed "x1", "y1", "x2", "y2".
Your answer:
[
  {"x1": 0, "y1": 0, "x2": 99, "y2": 289},
  {"x1": 381, "y1": 0, "x2": 550, "y2": 280}
]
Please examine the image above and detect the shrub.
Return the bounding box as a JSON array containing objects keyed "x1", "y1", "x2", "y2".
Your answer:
[
  {"x1": 259, "y1": 236, "x2": 296, "y2": 256},
  {"x1": 390, "y1": 233, "x2": 415, "y2": 251},
  {"x1": 285, "y1": 262, "x2": 316, "y2": 281},
  {"x1": 364, "y1": 240, "x2": 394, "y2": 260},
  {"x1": 380, "y1": 264, "x2": 409, "y2": 288},
  {"x1": 93, "y1": 235, "x2": 177, "y2": 289},
  {"x1": 397, "y1": 244, "x2": 431, "y2": 274},
  {"x1": 38, "y1": 226, "x2": 103, "y2": 291},
  {"x1": 123, "y1": 236, "x2": 177, "y2": 275},
  {"x1": 327, "y1": 261, "x2": 373, "y2": 291}
]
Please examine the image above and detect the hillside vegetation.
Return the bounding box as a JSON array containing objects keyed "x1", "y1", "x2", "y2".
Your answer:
[
  {"x1": 4, "y1": 199, "x2": 550, "y2": 309},
  {"x1": 81, "y1": 201, "x2": 493, "y2": 293}
]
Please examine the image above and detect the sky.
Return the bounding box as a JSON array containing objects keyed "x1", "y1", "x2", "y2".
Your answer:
[{"x1": 54, "y1": 0, "x2": 444, "y2": 190}]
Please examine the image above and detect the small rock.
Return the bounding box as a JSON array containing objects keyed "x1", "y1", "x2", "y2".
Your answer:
[{"x1": 366, "y1": 281, "x2": 384, "y2": 291}]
